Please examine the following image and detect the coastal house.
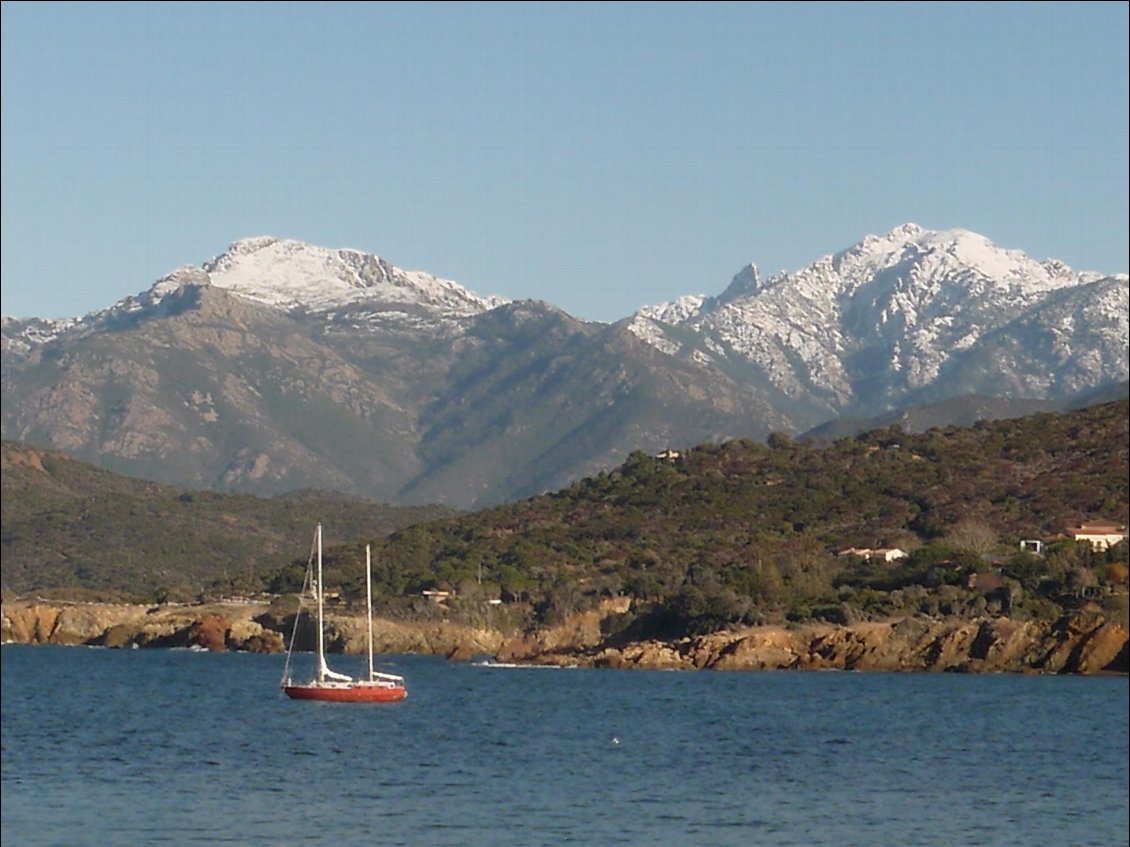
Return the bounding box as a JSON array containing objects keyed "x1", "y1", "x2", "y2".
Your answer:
[
  {"x1": 873, "y1": 548, "x2": 908, "y2": 562},
  {"x1": 836, "y1": 547, "x2": 907, "y2": 562},
  {"x1": 655, "y1": 449, "x2": 681, "y2": 462},
  {"x1": 1064, "y1": 523, "x2": 1128, "y2": 551}
]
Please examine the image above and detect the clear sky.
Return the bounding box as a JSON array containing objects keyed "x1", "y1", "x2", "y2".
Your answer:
[{"x1": 2, "y1": 1, "x2": 1127, "y2": 323}]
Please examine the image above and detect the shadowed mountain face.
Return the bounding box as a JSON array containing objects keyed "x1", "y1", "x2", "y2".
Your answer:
[
  {"x1": 1, "y1": 280, "x2": 791, "y2": 508},
  {"x1": 2, "y1": 229, "x2": 1127, "y2": 508}
]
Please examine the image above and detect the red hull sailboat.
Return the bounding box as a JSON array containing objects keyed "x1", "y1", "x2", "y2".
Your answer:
[
  {"x1": 283, "y1": 680, "x2": 406, "y2": 703},
  {"x1": 281, "y1": 524, "x2": 407, "y2": 703}
]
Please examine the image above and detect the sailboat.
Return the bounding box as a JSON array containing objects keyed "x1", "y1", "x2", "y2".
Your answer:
[{"x1": 280, "y1": 523, "x2": 407, "y2": 703}]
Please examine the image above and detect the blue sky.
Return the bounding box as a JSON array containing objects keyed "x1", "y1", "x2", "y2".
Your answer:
[{"x1": 2, "y1": 1, "x2": 1127, "y2": 323}]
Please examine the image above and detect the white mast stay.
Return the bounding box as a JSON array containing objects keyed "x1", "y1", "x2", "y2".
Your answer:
[
  {"x1": 314, "y1": 522, "x2": 351, "y2": 684},
  {"x1": 366, "y1": 544, "x2": 375, "y2": 682},
  {"x1": 316, "y1": 523, "x2": 325, "y2": 682}
]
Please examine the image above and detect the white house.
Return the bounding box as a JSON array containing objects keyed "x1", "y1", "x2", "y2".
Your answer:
[
  {"x1": 872, "y1": 548, "x2": 908, "y2": 562},
  {"x1": 1065, "y1": 523, "x2": 1128, "y2": 551},
  {"x1": 836, "y1": 547, "x2": 907, "y2": 562}
]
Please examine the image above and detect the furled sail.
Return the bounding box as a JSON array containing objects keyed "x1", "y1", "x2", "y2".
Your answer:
[{"x1": 318, "y1": 655, "x2": 354, "y2": 683}]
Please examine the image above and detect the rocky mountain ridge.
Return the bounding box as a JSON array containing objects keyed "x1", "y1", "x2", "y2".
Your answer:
[
  {"x1": 3, "y1": 226, "x2": 1126, "y2": 508},
  {"x1": 627, "y1": 223, "x2": 1128, "y2": 419}
]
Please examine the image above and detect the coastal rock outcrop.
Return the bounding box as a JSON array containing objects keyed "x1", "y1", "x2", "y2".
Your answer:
[
  {"x1": 1, "y1": 601, "x2": 283, "y2": 653},
  {"x1": 2, "y1": 598, "x2": 1126, "y2": 676},
  {"x1": 325, "y1": 614, "x2": 504, "y2": 658},
  {"x1": 569, "y1": 612, "x2": 1128, "y2": 675},
  {"x1": 3, "y1": 603, "x2": 149, "y2": 645}
]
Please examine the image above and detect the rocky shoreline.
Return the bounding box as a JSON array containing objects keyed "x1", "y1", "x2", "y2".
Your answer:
[{"x1": 2, "y1": 598, "x2": 1127, "y2": 675}]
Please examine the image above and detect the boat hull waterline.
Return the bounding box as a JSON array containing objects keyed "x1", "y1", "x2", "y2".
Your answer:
[{"x1": 283, "y1": 682, "x2": 407, "y2": 703}]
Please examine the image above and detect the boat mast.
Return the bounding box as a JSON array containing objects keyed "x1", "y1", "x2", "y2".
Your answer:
[
  {"x1": 316, "y1": 522, "x2": 325, "y2": 683},
  {"x1": 366, "y1": 544, "x2": 375, "y2": 682}
]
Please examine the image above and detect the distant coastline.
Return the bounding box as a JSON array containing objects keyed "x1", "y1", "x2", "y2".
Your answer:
[{"x1": 3, "y1": 598, "x2": 1125, "y2": 676}]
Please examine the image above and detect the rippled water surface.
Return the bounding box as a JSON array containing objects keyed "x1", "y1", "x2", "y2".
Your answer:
[{"x1": 2, "y1": 645, "x2": 1127, "y2": 846}]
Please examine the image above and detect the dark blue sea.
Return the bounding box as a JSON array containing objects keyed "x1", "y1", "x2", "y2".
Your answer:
[{"x1": 2, "y1": 645, "x2": 1127, "y2": 847}]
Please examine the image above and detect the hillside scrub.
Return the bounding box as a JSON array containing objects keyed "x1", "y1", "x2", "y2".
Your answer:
[
  {"x1": 4, "y1": 400, "x2": 1128, "y2": 641},
  {"x1": 305, "y1": 400, "x2": 1130, "y2": 637}
]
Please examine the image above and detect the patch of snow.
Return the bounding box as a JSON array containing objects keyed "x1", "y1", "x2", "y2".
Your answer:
[
  {"x1": 635, "y1": 294, "x2": 706, "y2": 325},
  {"x1": 628, "y1": 223, "x2": 1128, "y2": 407},
  {"x1": 201, "y1": 237, "x2": 508, "y2": 316}
]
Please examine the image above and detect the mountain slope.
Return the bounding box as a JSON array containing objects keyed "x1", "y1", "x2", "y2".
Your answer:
[
  {"x1": 1, "y1": 259, "x2": 793, "y2": 507},
  {"x1": 3, "y1": 226, "x2": 1126, "y2": 508},
  {"x1": 627, "y1": 224, "x2": 1128, "y2": 417},
  {"x1": 2, "y1": 283, "x2": 428, "y2": 495}
]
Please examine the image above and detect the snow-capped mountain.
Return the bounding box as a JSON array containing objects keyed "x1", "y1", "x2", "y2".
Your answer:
[
  {"x1": 626, "y1": 223, "x2": 1128, "y2": 415},
  {"x1": 2, "y1": 225, "x2": 1126, "y2": 509},
  {"x1": 201, "y1": 236, "x2": 508, "y2": 315},
  {"x1": 1, "y1": 238, "x2": 510, "y2": 363}
]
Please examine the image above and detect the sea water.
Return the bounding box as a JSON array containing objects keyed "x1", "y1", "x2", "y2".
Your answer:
[{"x1": 1, "y1": 644, "x2": 1126, "y2": 847}]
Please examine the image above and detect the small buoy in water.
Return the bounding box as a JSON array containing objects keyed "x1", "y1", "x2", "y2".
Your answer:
[{"x1": 611, "y1": 736, "x2": 620, "y2": 746}]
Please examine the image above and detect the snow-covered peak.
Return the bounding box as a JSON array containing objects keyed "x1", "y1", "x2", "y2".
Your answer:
[
  {"x1": 820, "y1": 224, "x2": 1098, "y2": 298},
  {"x1": 3, "y1": 237, "x2": 510, "y2": 355},
  {"x1": 65, "y1": 266, "x2": 212, "y2": 328},
  {"x1": 716, "y1": 263, "x2": 778, "y2": 304},
  {"x1": 625, "y1": 293, "x2": 709, "y2": 355},
  {"x1": 636, "y1": 294, "x2": 708, "y2": 325},
  {"x1": 625, "y1": 224, "x2": 1128, "y2": 411},
  {"x1": 202, "y1": 237, "x2": 507, "y2": 315},
  {"x1": 148, "y1": 266, "x2": 211, "y2": 306},
  {"x1": 650, "y1": 224, "x2": 1107, "y2": 320},
  {"x1": 634, "y1": 224, "x2": 1103, "y2": 340}
]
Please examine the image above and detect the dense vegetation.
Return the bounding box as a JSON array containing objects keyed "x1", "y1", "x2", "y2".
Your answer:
[
  {"x1": 4, "y1": 400, "x2": 1128, "y2": 638},
  {"x1": 0, "y1": 442, "x2": 453, "y2": 601},
  {"x1": 298, "y1": 399, "x2": 1129, "y2": 633}
]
